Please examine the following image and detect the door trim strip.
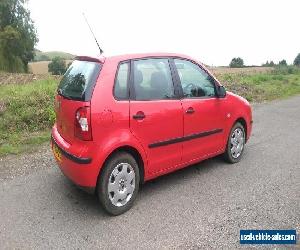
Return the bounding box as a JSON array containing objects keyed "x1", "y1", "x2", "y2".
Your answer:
[{"x1": 148, "y1": 128, "x2": 223, "y2": 148}]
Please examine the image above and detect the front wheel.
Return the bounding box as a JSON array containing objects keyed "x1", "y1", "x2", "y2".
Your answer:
[
  {"x1": 223, "y1": 122, "x2": 246, "y2": 163},
  {"x1": 97, "y1": 152, "x2": 140, "y2": 216}
]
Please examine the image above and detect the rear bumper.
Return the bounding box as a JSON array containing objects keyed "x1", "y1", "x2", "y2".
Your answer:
[
  {"x1": 51, "y1": 136, "x2": 92, "y2": 164},
  {"x1": 51, "y1": 125, "x2": 100, "y2": 190}
]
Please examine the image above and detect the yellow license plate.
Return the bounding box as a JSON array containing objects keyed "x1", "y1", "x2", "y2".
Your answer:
[{"x1": 53, "y1": 143, "x2": 62, "y2": 162}]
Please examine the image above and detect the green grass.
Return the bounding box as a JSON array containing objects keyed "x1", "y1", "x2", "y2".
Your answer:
[
  {"x1": 0, "y1": 66, "x2": 300, "y2": 156},
  {"x1": 218, "y1": 66, "x2": 300, "y2": 102},
  {"x1": 0, "y1": 79, "x2": 57, "y2": 156}
]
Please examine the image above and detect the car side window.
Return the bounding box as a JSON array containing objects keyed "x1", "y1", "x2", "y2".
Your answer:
[
  {"x1": 174, "y1": 59, "x2": 216, "y2": 98},
  {"x1": 114, "y1": 62, "x2": 129, "y2": 100},
  {"x1": 133, "y1": 58, "x2": 175, "y2": 100}
]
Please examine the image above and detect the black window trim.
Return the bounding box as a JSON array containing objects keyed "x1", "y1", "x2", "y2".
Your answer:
[
  {"x1": 169, "y1": 57, "x2": 219, "y2": 100},
  {"x1": 128, "y1": 57, "x2": 181, "y2": 101},
  {"x1": 113, "y1": 60, "x2": 131, "y2": 101}
]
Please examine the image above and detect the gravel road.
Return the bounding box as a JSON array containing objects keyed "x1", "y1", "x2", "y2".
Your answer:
[{"x1": 0, "y1": 96, "x2": 299, "y2": 249}]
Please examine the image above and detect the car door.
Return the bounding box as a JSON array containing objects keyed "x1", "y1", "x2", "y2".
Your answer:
[
  {"x1": 172, "y1": 58, "x2": 226, "y2": 163},
  {"x1": 129, "y1": 58, "x2": 184, "y2": 175}
]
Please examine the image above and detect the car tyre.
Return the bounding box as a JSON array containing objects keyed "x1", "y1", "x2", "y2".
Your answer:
[
  {"x1": 97, "y1": 152, "x2": 140, "y2": 216},
  {"x1": 223, "y1": 122, "x2": 246, "y2": 163}
]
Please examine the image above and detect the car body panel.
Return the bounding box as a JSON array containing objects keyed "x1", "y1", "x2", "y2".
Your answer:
[
  {"x1": 54, "y1": 95, "x2": 89, "y2": 144},
  {"x1": 129, "y1": 99, "x2": 184, "y2": 175},
  {"x1": 181, "y1": 97, "x2": 226, "y2": 163}
]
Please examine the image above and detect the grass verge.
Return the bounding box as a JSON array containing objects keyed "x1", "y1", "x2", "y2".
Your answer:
[
  {"x1": 0, "y1": 79, "x2": 57, "y2": 156},
  {"x1": 218, "y1": 66, "x2": 300, "y2": 102}
]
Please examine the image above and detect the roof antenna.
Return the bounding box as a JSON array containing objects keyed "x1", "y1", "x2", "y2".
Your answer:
[{"x1": 82, "y1": 12, "x2": 104, "y2": 55}]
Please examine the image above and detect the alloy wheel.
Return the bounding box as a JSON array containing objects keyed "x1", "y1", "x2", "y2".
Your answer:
[
  {"x1": 108, "y1": 163, "x2": 135, "y2": 207},
  {"x1": 230, "y1": 127, "x2": 245, "y2": 159}
]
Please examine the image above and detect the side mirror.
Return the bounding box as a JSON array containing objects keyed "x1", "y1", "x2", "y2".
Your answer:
[{"x1": 216, "y1": 85, "x2": 226, "y2": 98}]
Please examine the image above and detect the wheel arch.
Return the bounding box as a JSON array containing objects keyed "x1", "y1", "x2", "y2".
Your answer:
[
  {"x1": 233, "y1": 117, "x2": 248, "y2": 142},
  {"x1": 97, "y1": 145, "x2": 145, "y2": 189}
]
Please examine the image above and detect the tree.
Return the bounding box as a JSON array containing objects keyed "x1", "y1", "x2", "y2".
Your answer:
[
  {"x1": 0, "y1": 0, "x2": 38, "y2": 72},
  {"x1": 269, "y1": 61, "x2": 275, "y2": 67},
  {"x1": 229, "y1": 57, "x2": 244, "y2": 68},
  {"x1": 294, "y1": 53, "x2": 300, "y2": 66},
  {"x1": 262, "y1": 61, "x2": 272, "y2": 67},
  {"x1": 48, "y1": 57, "x2": 66, "y2": 75},
  {"x1": 67, "y1": 61, "x2": 72, "y2": 68},
  {"x1": 39, "y1": 54, "x2": 50, "y2": 61},
  {"x1": 278, "y1": 59, "x2": 287, "y2": 66}
]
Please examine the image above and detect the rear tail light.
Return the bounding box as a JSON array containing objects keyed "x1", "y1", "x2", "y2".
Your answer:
[{"x1": 74, "y1": 106, "x2": 92, "y2": 141}]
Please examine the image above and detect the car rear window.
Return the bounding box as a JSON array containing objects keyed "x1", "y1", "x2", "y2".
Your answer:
[{"x1": 58, "y1": 60, "x2": 102, "y2": 101}]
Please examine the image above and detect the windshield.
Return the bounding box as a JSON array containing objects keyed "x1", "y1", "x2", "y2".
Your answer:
[{"x1": 58, "y1": 60, "x2": 102, "y2": 101}]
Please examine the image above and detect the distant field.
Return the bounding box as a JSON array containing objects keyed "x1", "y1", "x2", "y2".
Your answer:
[
  {"x1": 28, "y1": 60, "x2": 73, "y2": 74},
  {"x1": 28, "y1": 61, "x2": 51, "y2": 74},
  {"x1": 209, "y1": 66, "x2": 273, "y2": 75}
]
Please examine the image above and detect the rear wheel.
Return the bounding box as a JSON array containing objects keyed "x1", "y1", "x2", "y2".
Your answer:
[
  {"x1": 223, "y1": 122, "x2": 246, "y2": 163},
  {"x1": 97, "y1": 152, "x2": 140, "y2": 216}
]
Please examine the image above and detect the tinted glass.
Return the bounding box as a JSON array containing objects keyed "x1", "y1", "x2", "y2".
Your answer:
[
  {"x1": 133, "y1": 58, "x2": 174, "y2": 100},
  {"x1": 174, "y1": 59, "x2": 216, "y2": 98},
  {"x1": 58, "y1": 60, "x2": 101, "y2": 101},
  {"x1": 114, "y1": 62, "x2": 129, "y2": 100}
]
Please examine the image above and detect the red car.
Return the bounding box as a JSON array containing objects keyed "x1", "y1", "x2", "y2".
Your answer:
[{"x1": 51, "y1": 53, "x2": 252, "y2": 215}]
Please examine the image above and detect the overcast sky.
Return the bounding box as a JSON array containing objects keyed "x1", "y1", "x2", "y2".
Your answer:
[{"x1": 28, "y1": 0, "x2": 300, "y2": 66}]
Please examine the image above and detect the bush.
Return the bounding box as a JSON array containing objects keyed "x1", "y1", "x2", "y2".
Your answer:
[
  {"x1": 294, "y1": 53, "x2": 300, "y2": 66},
  {"x1": 272, "y1": 66, "x2": 300, "y2": 75},
  {"x1": 279, "y1": 60, "x2": 287, "y2": 66},
  {"x1": 229, "y1": 57, "x2": 244, "y2": 68},
  {"x1": 262, "y1": 60, "x2": 276, "y2": 67},
  {"x1": 48, "y1": 57, "x2": 66, "y2": 75},
  {"x1": 39, "y1": 54, "x2": 51, "y2": 61}
]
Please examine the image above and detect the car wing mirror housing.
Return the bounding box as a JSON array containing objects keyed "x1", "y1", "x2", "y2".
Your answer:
[{"x1": 216, "y1": 85, "x2": 226, "y2": 98}]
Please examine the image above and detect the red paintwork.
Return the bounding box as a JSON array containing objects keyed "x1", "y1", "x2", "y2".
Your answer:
[
  {"x1": 51, "y1": 53, "x2": 252, "y2": 189},
  {"x1": 130, "y1": 100, "x2": 183, "y2": 174},
  {"x1": 181, "y1": 98, "x2": 225, "y2": 163}
]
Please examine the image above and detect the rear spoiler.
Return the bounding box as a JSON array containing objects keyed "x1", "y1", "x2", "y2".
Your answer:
[{"x1": 75, "y1": 55, "x2": 105, "y2": 64}]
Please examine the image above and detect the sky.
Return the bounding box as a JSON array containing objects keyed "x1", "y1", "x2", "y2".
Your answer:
[{"x1": 27, "y1": 0, "x2": 300, "y2": 66}]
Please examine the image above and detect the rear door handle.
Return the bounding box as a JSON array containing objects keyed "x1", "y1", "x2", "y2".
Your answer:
[
  {"x1": 186, "y1": 107, "x2": 195, "y2": 114},
  {"x1": 133, "y1": 112, "x2": 145, "y2": 120}
]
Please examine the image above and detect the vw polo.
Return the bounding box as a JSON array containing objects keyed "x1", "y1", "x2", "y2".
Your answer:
[{"x1": 51, "y1": 53, "x2": 252, "y2": 215}]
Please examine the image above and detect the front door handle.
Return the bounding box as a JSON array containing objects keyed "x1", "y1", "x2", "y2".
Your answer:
[
  {"x1": 133, "y1": 111, "x2": 145, "y2": 120},
  {"x1": 186, "y1": 107, "x2": 195, "y2": 114}
]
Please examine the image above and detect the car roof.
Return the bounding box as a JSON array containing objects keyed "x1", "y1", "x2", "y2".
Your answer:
[
  {"x1": 75, "y1": 52, "x2": 195, "y2": 64},
  {"x1": 107, "y1": 52, "x2": 194, "y2": 61}
]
